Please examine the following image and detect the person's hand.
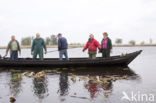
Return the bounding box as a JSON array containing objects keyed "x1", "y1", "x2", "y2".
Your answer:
[
  {"x1": 5, "y1": 52, "x2": 8, "y2": 57},
  {"x1": 98, "y1": 50, "x2": 101, "y2": 53},
  {"x1": 19, "y1": 52, "x2": 21, "y2": 56},
  {"x1": 110, "y1": 49, "x2": 113, "y2": 53},
  {"x1": 31, "y1": 52, "x2": 33, "y2": 55},
  {"x1": 98, "y1": 48, "x2": 101, "y2": 53},
  {"x1": 45, "y1": 51, "x2": 47, "y2": 54}
]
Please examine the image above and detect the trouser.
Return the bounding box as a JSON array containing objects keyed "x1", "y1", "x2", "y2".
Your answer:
[
  {"x1": 88, "y1": 51, "x2": 96, "y2": 59},
  {"x1": 102, "y1": 49, "x2": 110, "y2": 58},
  {"x1": 33, "y1": 50, "x2": 43, "y2": 60},
  {"x1": 59, "y1": 49, "x2": 69, "y2": 60},
  {"x1": 10, "y1": 51, "x2": 18, "y2": 60}
]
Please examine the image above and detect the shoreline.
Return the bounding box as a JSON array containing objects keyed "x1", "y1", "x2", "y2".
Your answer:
[{"x1": 0, "y1": 44, "x2": 156, "y2": 49}]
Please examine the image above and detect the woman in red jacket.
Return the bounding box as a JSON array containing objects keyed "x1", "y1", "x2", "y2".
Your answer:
[{"x1": 83, "y1": 34, "x2": 101, "y2": 59}]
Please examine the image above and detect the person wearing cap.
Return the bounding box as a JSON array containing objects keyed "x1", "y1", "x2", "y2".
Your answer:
[
  {"x1": 57, "y1": 33, "x2": 69, "y2": 60},
  {"x1": 101, "y1": 32, "x2": 112, "y2": 58},
  {"x1": 5, "y1": 35, "x2": 21, "y2": 60},
  {"x1": 83, "y1": 34, "x2": 101, "y2": 59},
  {"x1": 31, "y1": 33, "x2": 47, "y2": 60}
]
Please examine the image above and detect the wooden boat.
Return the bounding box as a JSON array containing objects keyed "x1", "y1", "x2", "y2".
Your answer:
[{"x1": 0, "y1": 50, "x2": 142, "y2": 67}]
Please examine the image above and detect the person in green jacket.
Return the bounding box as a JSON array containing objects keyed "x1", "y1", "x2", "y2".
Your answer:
[{"x1": 31, "y1": 33, "x2": 47, "y2": 60}]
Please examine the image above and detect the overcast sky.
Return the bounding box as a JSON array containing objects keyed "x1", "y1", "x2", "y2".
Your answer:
[{"x1": 0, "y1": 0, "x2": 156, "y2": 46}]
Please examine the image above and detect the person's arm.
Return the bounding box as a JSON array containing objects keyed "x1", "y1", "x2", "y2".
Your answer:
[
  {"x1": 95, "y1": 40, "x2": 101, "y2": 49},
  {"x1": 6, "y1": 42, "x2": 11, "y2": 56},
  {"x1": 101, "y1": 39, "x2": 103, "y2": 50},
  {"x1": 110, "y1": 39, "x2": 112, "y2": 49},
  {"x1": 58, "y1": 39, "x2": 61, "y2": 51},
  {"x1": 16, "y1": 41, "x2": 21, "y2": 54},
  {"x1": 16, "y1": 41, "x2": 21, "y2": 52},
  {"x1": 109, "y1": 39, "x2": 112, "y2": 53},
  {"x1": 42, "y1": 39, "x2": 47, "y2": 53},
  {"x1": 65, "y1": 38, "x2": 68, "y2": 49},
  {"x1": 83, "y1": 42, "x2": 89, "y2": 52},
  {"x1": 31, "y1": 40, "x2": 35, "y2": 52}
]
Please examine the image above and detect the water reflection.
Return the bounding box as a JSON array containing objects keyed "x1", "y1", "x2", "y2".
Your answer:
[
  {"x1": 58, "y1": 72, "x2": 69, "y2": 96},
  {"x1": 65, "y1": 66, "x2": 140, "y2": 99},
  {"x1": 0, "y1": 66, "x2": 140, "y2": 102},
  {"x1": 9, "y1": 72, "x2": 22, "y2": 97},
  {"x1": 33, "y1": 75, "x2": 48, "y2": 99}
]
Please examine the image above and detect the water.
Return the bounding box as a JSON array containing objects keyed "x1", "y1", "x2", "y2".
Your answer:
[{"x1": 0, "y1": 47, "x2": 156, "y2": 103}]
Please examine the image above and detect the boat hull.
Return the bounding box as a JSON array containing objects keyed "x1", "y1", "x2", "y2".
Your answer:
[{"x1": 0, "y1": 50, "x2": 142, "y2": 68}]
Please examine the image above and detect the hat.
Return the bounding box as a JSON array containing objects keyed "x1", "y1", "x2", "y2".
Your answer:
[{"x1": 58, "y1": 33, "x2": 62, "y2": 36}]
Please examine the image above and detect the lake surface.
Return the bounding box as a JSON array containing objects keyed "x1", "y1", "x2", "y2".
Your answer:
[{"x1": 0, "y1": 47, "x2": 156, "y2": 103}]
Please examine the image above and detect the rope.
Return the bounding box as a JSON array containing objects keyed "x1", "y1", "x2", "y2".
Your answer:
[{"x1": 47, "y1": 47, "x2": 79, "y2": 53}]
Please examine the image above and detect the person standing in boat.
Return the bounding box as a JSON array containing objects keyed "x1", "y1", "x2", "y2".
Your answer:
[
  {"x1": 101, "y1": 32, "x2": 112, "y2": 58},
  {"x1": 5, "y1": 35, "x2": 21, "y2": 60},
  {"x1": 31, "y1": 33, "x2": 47, "y2": 60},
  {"x1": 83, "y1": 34, "x2": 101, "y2": 59},
  {"x1": 57, "y1": 33, "x2": 69, "y2": 60}
]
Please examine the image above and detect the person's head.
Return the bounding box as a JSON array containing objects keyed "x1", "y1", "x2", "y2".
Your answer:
[
  {"x1": 57, "y1": 33, "x2": 62, "y2": 38},
  {"x1": 11, "y1": 35, "x2": 15, "y2": 41},
  {"x1": 89, "y1": 34, "x2": 94, "y2": 39},
  {"x1": 103, "y1": 32, "x2": 108, "y2": 39},
  {"x1": 36, "y1": 33, "x2": 40, "y2": 39}
]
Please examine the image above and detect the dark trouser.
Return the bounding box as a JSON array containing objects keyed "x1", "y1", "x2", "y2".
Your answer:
[
  {"x1": 88, "y1": 51, "x2": 96, "y2": 59},
  {"x1": 33, "y1": 49, "x2": 44, "y2": 60},
  {"x1": 102, "y1": 49, "x2": 110, "y2": 58},
  {"x1": 59, "y1": 49, "x2": 69, "y2": 60},
  {"x1": 10, "y1": 51, "x2": 18, "y2": 60}
]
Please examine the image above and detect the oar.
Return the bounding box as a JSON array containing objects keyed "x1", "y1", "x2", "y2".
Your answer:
[{"x1": 47, "y1": 47, "x2": 79, "y2": 53}]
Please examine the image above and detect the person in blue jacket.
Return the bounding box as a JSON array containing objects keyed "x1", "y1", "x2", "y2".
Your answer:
[{"x1": 57, "y1": 33, "x2": 69, "y2": 60}]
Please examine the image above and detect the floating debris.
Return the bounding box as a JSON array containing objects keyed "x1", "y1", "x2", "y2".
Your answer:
[
  {"x1": 10, "y1": 97, "x2": 16, "y2": 103},
  {"x1": 79, "y1": 77, "x2": 88, "y2": 81},
  {"x1": 34, "y1": 71, "x2": 46, "y2": 78},
  {"x1": 84, "y1": 82, "x2": 89, "y2": 88},
  {"x1": 83, "y1": 75, "x2": 129, "y2": 91},
  {"x1": 28, "y1": 72, "x2": 35, "y2": 77},
  {"x1": 22, "y1": 72, "x2": 29, "y2": 76},
  {"x1": 12, "y1": 74, "x2": 22, "y2": 80},
  {"x1": 71, "y1": 74, "x2": 76, "y2": 83},
  {"x1": 21, "y1": 71, "x2": 46, "y2": 79}
]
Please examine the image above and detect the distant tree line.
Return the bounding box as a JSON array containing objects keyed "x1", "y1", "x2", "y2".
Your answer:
[
  {"x1": 45, "y1": 35, "x2": 58, "y2": 45},
  {"x1": 21, "y1": 35, "x2": 58, "y2": 46},
  {"x1": 115, "y1": 38, "x2": 154, "y2": 46},
  {"x1": 21, "y1": 36, "x2": 154, "y2": 46},
  {"x1": 21, "y1": 37, "x2": 32, "y2": 46}
]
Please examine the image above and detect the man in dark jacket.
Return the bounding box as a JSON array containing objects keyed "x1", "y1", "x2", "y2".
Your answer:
[
  {"x1": 101, "y1": 32, "x2": 112, "y2": 58},
  {"x1": 31, "y1": 33, "x2": 47, "y2": 60},
  {"x1": 5, "y1": 35, "x2": 21, "y2": 60},
  {"x1": 57, "y1": 33, "x2": 69, "y2": 60}
]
